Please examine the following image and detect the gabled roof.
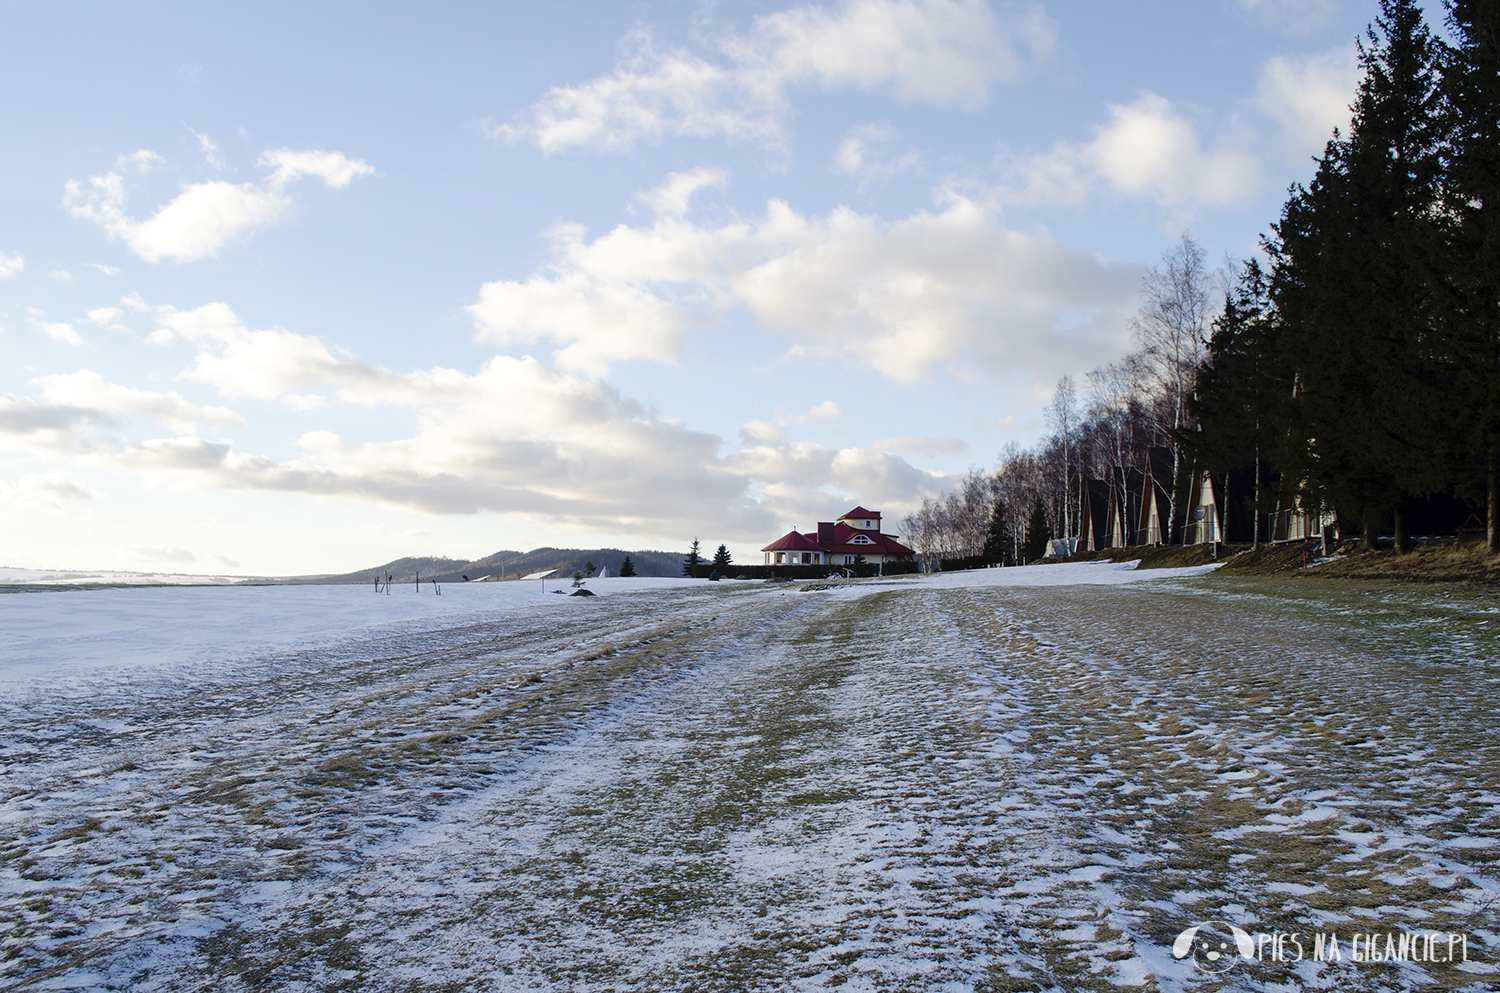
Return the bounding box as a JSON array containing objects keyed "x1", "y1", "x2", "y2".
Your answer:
[
  {"x1": 823, "y1": 521, "x2": 913, "y2": 556},
  {"x1": 839, "y1": 506, "x2": 881, "y2": 520},
  {"x1": 761, "y1": 530, "x2": 824, "y2": 552}
]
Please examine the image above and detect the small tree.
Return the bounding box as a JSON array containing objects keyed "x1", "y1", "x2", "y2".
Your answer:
[
  {"x1": 1021, "y1": 498, "x2": 1052, "y2": 563},
  {"x1": 981, "y1": 499, "x2": 1013, "y2": 565},
  {"x1": 584, "y1": 561, "x2": 596, "y2": 577},
  {"x1": 683, "y1": 538, "x2": 702, "y2": 577},
  {"x1": 712, "y1": 544, "x2": 731, "y2": 569},
  {"x1": 619, "y1": 555, "x2": 637, "y2": 577}
]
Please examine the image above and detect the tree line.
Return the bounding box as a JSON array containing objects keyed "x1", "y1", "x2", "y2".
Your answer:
[{"x1": 909, "y1": 0, "x2": 1498, "y2": 563}]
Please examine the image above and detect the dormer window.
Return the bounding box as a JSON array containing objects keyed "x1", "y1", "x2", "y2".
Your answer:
[{"x1": 850, "y1": 534, "x2": 873, "y2": 544}]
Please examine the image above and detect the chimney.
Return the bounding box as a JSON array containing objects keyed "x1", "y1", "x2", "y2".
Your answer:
[{"x1": 817, "y1": 522, "x2": 835, "y2": 547}]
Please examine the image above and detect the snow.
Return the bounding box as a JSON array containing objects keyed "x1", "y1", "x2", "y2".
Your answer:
[{"x1": 2, "y1": 563, "x2": 1497, "y2": 991}]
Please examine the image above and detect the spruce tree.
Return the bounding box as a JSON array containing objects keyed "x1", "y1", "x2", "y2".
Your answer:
[
  {"x1": 712, "y1": 544, "x2": 731, "y2": 569},
  {"x1": 1186, "y1": 260, "x2": 1288, "y2": 548},
  {"x1": 1269, "y1": 0, "x2": 1446, "y2": 551},
  {"x1": 981, "y1": 499, "x2": 1013, "y2": 565},
  {"x1": 1021, "y1": 498, "x2": 1051, "y2": 563},
  {"x1": 682, "y1": 538, "x2": 702, "y2": 577},
  {"x1": 619, "y1": 555, "x2": 637, "y2": 577},
  {"x1": 1440, "y1": 0, "x2": 1500, "y2": 552}
]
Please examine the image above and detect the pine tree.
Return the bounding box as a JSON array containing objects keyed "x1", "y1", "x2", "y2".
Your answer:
[
  {"x1": 682, "y1": 538, "x2": 702, "y2": 577},
  {"x1": 712, "y1": 544, "x2": 731, "y2": 569},
  {"x1": 618, "y1": 555, "x2": 637, "y2": 577},
  {"x1": 1186, "y1": 260, "x2": 1288, "y2": 548},
  {"x1": 981, "y1": 499, "x2": 1013, "y2": 565},
  {"x1": 1441, "y1": 0, "x2": 1500, "y2": 552},
  {"x1": 1269, "y1": 0, "x2": 1446, "y2": 551},
  {"x1": 1021, "y1": 498, "x2": 1051, "y2": 564}
]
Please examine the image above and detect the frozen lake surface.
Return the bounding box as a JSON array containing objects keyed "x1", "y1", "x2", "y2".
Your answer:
[{"x1": 2, "y1": 563, "x2": 1497, "y2": 991}]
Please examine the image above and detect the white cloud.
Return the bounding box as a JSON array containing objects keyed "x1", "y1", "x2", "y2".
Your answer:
[
  {"x1": 121, "y1": 292, "x2": 148, "y2": 311},
  {"x1": 34, "y1": 369, "x2": 245, "y2": 433},
  {"x1": 65, "y1": 147, "x2": 373, "y2": 263},
  {"x1": 116, "y1": 149, "x2": 166, "y2": 173},
  {"x1": 634, "y1": 167, "x2": 728, "y2": 217},
  {"x1": 2, "y1": 297, "x2": 949, "y2": 544},
  {"x1": 469, "y1": 267, "x2": 700, "y2": 377},
  {"x1": 496, "y1": 0, "x2": 1055, "y2": 153},
  {"x1": 85, "y1": 307, "x2": 124, "y2": 327},
  {"x1": 873, "y1": 433, "x2": 967, "y2": 455},
  {"x1": 85, "y1": 263, "x2": 121, "y2": 276},
  {"x1": 741, "y1": 419, "x2": 786, "y2": 444},
  {"x1": 472, "y1": 189, "x2": 1137, "y2": 380},
  {"x1": 0, "y1": 251, "x2": 22, "y2": 278},
  {"x1": 808, "y1": 400, "x2": 841, "y2": 419},
  {"x1": 832, "y1": 122, "x2": 921, "y2": 188},
  {"x1": 1002, "y1": 92, "x2": 1260, "y2": 208},
  {"x1": 1254, "y1": 46, "x2": 1358, "y2": 156},
  {"x1": 125, "y1": 544, "x2": 198, "y2": 565},
  {"x1": 190, "y1": 128, "x2": 226, "y2": 169},
  {"x1": 257, "y1": 148, "x2": 376, "y2": 189},
  {"x1": 0, "y1": 472, "x2": 102, "y2": 511},
  {"x1": 29, "y1": 309, "x2": 82, "y2": 346}
]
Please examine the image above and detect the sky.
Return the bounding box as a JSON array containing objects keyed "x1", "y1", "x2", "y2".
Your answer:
[{"x1": 0, "y1": 0, "x2": 1439, "y2": 575}]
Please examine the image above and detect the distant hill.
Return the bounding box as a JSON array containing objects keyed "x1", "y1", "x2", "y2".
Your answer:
[{"x1": 298, "y1": 547, "x2": 691, "y2": 585}]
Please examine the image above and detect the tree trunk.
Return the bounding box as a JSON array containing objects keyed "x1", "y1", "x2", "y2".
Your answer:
[
  {"x1": 1394, "y1": 492, "x2": 1410, "y2": 554},
  {"x1": 1364, "y1": 505, "x2": 1380, "y2": 554},
  {"x1": 1489, "y1": 443, "x2": 1499, "y2": 555},
  {"x1": 1252, "y1": 451, "x2": 1261, "y2": 550}
]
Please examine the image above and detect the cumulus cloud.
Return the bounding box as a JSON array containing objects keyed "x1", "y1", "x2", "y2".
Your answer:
[
  {"x1": 472, "y1": 190, "x2": 1137, "y2": 380},
  {"x1": 65, "y1": 148, "x2": 373, "y2": 263},
  {"x1": 85, "y1": 263, "x2": 121, "y2": 276},
  {"x1": 1254, "y1": 45, "x2": 1358, "y2": 156},
  {"x1": 808, "y1": 400, "x2": 841, "y2": 419},
  {"x1": 1003, "y1": 93, "x2": 1260, "y2": 209},
  {"x1": 0, "y1": 251, "x2": 22, "y2": 278},
  {"x1": 494, "y1": 0, "x2": 1055, "y2": 153},
  {"x1": 1, "y1": 298, "x2": 945, "y2": 544}
]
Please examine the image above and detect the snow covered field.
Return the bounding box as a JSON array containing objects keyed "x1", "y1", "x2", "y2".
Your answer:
[{"x1": 3, "y1": 563, "x2": 1497, "y2": 991}]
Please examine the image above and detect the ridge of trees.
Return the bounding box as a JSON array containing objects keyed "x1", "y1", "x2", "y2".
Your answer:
[{"x1": 907, "y1": 0, "x2": 1497, "y2": 563}]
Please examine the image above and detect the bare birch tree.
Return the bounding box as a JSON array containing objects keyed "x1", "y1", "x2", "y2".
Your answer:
[{"x1": 1130, "y1": 234, "x2": 1221, "y2": 540}]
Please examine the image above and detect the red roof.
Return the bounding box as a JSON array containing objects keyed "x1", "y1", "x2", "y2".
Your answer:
[
  {"x1": 761, "y1": 530, "x2": 824, "y2": 552},
  {"x1": 840, "y1": 506, "x2": 881, "y2": 520},
  {"x1": 822, "y1": 521, "x2": 912, "y2": 556}
]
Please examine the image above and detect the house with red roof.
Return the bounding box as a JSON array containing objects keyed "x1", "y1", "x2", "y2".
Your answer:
[{"x1": 761, "y1": 506, "x2": 916, "y2": 566}]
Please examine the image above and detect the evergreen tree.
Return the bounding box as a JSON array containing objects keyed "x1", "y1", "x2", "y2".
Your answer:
[
  {"x1": 981, "y1": 499, "x2": 1013, "y2": 565},
  {"x1": 618, "y1": 555, "x2": 637, "y2": 577},
  {"x1": 1020, "y1": 498, "x2": 1051, "y2": 563},
  {"x1": 1185, "y1": 260, "x2": 1288, "y2": 548},
  {"x1": 682, "y1": 538, "x2": 702, "y2": 577},
  {"x1": 1440, "y1": 0, "x2": 1500, "y2": 552},
  {"x1": 1269, "y1": 0, "x2": 1446, "y2": 551},
  {"x1": 712, "y1": 543, "x2": 731, "y2": 569}
]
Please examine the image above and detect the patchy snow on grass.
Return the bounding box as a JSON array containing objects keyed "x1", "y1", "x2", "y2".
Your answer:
[{"x1": 2, "y1": 566, "x2": 1497, "y2": 991}]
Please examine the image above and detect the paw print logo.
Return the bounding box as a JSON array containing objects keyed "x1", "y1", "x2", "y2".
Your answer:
[{"x1": 1171, "y1": 921, "x2": 1256, "y2": 974}]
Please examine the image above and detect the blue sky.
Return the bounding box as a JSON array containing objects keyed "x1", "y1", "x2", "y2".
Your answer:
[{"x1": 0, "y1": 0, "x2": 1431, "y2": 574}]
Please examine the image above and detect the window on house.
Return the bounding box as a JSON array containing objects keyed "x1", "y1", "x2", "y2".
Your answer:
[
  {"x1": 802, "y1": 552, "x2": 812, "y2": 563},
  {"x1": 775, "y1": 552, "x2": 785, "y2": 563}
]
